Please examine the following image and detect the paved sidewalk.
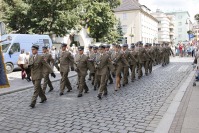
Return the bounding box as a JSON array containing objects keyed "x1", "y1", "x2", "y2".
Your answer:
[
  {"x1": 169, "y1": 71, "x2": 199, "y2": 133},
  {"x1": 0, "y1": 69, "x2": 76, "y2": 96}
]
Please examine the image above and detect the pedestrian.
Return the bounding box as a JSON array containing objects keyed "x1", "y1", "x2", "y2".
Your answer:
[
  {"x1": 179, "y1": 43, "x2": 183, "y2": 57},
  {"x1": 59, "y1": 43, "x2": 74, "y2": 96},
  {"x1": 24, "y1": 52, "x2": 31, "y2": 82},
  {"x1": 17, "y1": 49, "x2": 26, "y2": 80},
  {"x1": 29, "y1": 44, "x2": 55, "y2": 108},
  {"x1": 42, "y1": 46, "x2": 55, "y2": 93},
  {"x1": 122, "y1": 44, "x2": 131, "y2": 86},
  {"x1": 111, "y1": 45, "x2": 124, "y2": 91},
  {"x1": 89, "y1": 46, "x2": 99, "y2": 90},
  {"x1": 95, "y1": 45, "x2": 111, "y2": 99},
  {"x1": 130, "y1": 44, "x2": 138, "y2": 82},
  {"x1": 74, "y1": 46, "x2": 90, "y2": 97}
]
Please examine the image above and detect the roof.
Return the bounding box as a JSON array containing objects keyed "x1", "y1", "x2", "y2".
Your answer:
[
  {"x1": 114, "y1": 0, "x2": 141, "y2": 12},
  {"x1": 166, "y1": 11, "x2": 190, "y2": 17}
]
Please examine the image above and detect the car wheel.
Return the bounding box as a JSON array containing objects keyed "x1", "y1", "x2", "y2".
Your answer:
[{"x1": 6, "y1": 63, "x2": 14, "y2": 74}]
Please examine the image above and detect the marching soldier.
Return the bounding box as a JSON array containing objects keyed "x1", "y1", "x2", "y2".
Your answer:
[
  {"x1": 29, "y1": 44, "x2": 56, "y2": 108},
  {"x1": 59, "y1": 43, "x2": 74, "y2": 96},
  {"x1": 144, "y1": 43, "x2": 150, "y2": 75},
  {"x1": 42, "y1": 46, "x2": 55, "y2": 93},
  {"x1": 105, "y1": 44, "x2": 114, "y2": 84},
  {"x1": 87, "y1": 45, "x2": 93, "y2": 81},
  {"x1": 88, "y1": 46, "x2": 99, "y2": 90},
  {"x1": 95, "y1": 45, "x2": 111, "y2": 99},
  {"x1": 148, "y1": 43, "x2": 155, "y2": 73},
  {"x1": 74, "y1": 46, "x2": 90, "y2": 97},
  {"x1": 165, "y1": 43, "x2": 174, "y2": 65},
  {"x1": 122, "y1": 44, "x2": 131, "y2": 86},
  {"x1": 130, "y1": 44, "x2": 138, "y2": 82},
  {"x1": 111, "y1": 45, "x2": 128, "y2": 91},
  {"x1": 137, "y1": 41, "x2": 151, "y2": 79}
]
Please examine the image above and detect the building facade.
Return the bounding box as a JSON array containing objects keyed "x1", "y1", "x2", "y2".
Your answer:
[
  {"x1": 193, "y1": 24, "x2": 199, "y2": 42},
  {"x1": 114, "y1": 0, "x2": 158, "y2": 45},
  {"x1": 151, "y1": 10, "x2": 175, "y2": 44},
  {"x1": 166, "y1": 11, "x2": 191, "y2": 45}
]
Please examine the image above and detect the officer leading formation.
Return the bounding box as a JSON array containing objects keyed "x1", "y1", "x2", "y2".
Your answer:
[{"x1": 28, "y1": 42, "x2": 174, "y2": 108}]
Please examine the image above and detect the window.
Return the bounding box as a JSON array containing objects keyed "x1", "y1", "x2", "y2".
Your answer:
[
  {"x1": 178, "y1": 16, "x2": 182, "y2": 19},
  {"x1": 122, "y1": 25, "x2": 128, "y2": 34},
  {"x1": 123, "y1": 13, "x2": 127, "y2": 20},
  {"x1": 178, "y1": 34, "x2": 182, "y2": 38},
  {"x1": 178, "y1": 22, "x2": 182, "y2": 26},
  {"x1": 158, "y1": 28, "x2": 161, "y2": 31},
  {"x1": 178, "y1": 28, "x2": 182, "y2": 32},
  {"x1": 10, "y1": 43, "x2": 20, "y2": 53}
]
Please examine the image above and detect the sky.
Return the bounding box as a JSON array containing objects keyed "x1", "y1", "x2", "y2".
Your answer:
[{"x1": 139, "y1": 0, "x2": 199, "y2": 22}]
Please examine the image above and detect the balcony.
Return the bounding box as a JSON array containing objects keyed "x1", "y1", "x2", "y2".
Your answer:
[
  {"x1": 170, "y1": 31, "x2": 174, "y2": 36},
  {"x1": 169, "y1": 24, "x2": 174, "y2": 29}
]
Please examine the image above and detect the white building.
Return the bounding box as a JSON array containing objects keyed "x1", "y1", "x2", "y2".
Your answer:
[
  {"x1": 114, "y1": 0, "x2": 158, "y2": 45},
  {"x1": 166, "y1": 11, "x2": 191, "y2": 45},
  {"x1": 151, "y1": 10, "x2": 175, "y2": 44},
  {"x1": 193, "y1": 24, "x2": 199, "y2": 43}
]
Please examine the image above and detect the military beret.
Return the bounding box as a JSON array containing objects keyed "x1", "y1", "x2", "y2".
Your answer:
[
  {"x1": 105, "y1": 44, "x2": 110, "y2": 48},
  {"x1": 145, "y1": 43, "x2": 149, "y2": 47},
  {"x1": 137, "y1": 41, "x2": 143, "y2": 45},
  {"x1": 131, "y1": 43, "x2": 135, "y2": 45},
  {"x1": 122, "y1": 44, "x2": 128, "y2": 47},
  {"x1": 78, "y1": 46, "x2": 84, "y2": 51},
  {"x1": 61, "y1": 43, "x2": 67, "y2": 47},
  {"x1": 32, "y1": 44, "x2": 39, "y2": 50},
  {"x1": 89, "y1": 45, "x2": 93, "y2": 49},
  {"x1": 99, "y1": 45, "x2": 105, "y2": 49},
  {"x1": 149, "y1": 43, "x2": 152, "y2": 46},
  {"x1": 112, "y1": 43, "x2": 116, "y2": 46},
  {"x1": 131, "y1": 45, "x2": 135, "y2": 48},
  {"x1": 42, "y1": 46, "x2": 48, "y2": 49},
  {"x1": 93, "y1": 46, "x2": 98, "y2": 50}
]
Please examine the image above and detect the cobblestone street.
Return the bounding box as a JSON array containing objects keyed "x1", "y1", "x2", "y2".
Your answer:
[{"x1": 0, "y1": 60, "x2": 193, "y2": 133}]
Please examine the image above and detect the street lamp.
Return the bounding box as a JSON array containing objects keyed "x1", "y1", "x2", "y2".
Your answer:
[{"x1": 185, "y1": 18, "x2": 192, "y2": 41}]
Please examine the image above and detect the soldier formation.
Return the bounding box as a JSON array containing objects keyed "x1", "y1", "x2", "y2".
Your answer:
[{"x1": 28, "y1": 41, "x2": 174, "y2": 108}]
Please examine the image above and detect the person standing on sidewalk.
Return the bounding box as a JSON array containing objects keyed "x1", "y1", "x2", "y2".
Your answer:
[
  {"x1": 29, "y1": 44, "x2": 56, "y2": 108},
  {"x1": 24, "y1": 52, "x2": 31, "y2": 82},
  {"x1": 42, "y1": 46, "x2": 55, "y2": 93},
  {"x1": 59, "y1": 43, "x2": 74, "y2": 96},
  {"x1": 17, "y1": 49, "x2": 26, "y2": 80}
]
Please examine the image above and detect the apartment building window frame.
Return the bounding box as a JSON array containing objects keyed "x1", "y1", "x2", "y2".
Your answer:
[
  {"x1": 123, "y1": 13, "x2": 127, "y2": 20},
  {"x1": 178, "y1": 28, "x2": 182, "y2": 32},
  {"x1": 178, "y1": 22, "x2": 182, "y2": 26},
  {"x1": 122, "y1": 25, "x2": 128, "y2": 34},
  {"x1": 178, "y1": 34, "x2": 182, "y2": 38},
  {"x1": 178, "y1": 15, "x2": 183, "y2": 19}
]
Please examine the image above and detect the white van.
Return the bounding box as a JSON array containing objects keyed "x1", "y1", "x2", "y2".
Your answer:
[{"x1": 1, "y1": 34, "x2": 52, "y2": 73}]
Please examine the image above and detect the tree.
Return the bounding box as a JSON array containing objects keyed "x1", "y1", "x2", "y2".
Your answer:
[
  {"x1": 117, "y1": 19, "x2": 124, "y2": 43},
  {"x1": 2, "y1": 0, "x2": 83, "y2": 35},
  {"x1": 84, "y1": 2, "x2": 117, "y2": 42},
  {"x1": 195, "y1": 14, "x2": 199, "y2": 23},
  {"x1": 94, "y1": 0, "x2": 121, "y2": 9}
]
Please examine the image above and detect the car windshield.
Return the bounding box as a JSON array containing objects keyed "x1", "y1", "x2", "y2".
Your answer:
[{"x1": 1, "y1": 43, "x2": 11, "y2": 53}]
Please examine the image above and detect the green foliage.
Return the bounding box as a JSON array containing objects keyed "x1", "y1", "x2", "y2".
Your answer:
[
  {"x1": 2, "y1": 0, "x2": 120, "y2": 42},
  {"x1": 117, "y1": 19, "x2": 124, "y2": 37},
  {"x1": 84, "y1": 2, "x2": 118, "y2": 42}
]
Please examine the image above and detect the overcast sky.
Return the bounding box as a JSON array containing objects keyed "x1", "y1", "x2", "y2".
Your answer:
[{"x1": 139, "y1": 0, "x2": 199, "y2": 22}]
